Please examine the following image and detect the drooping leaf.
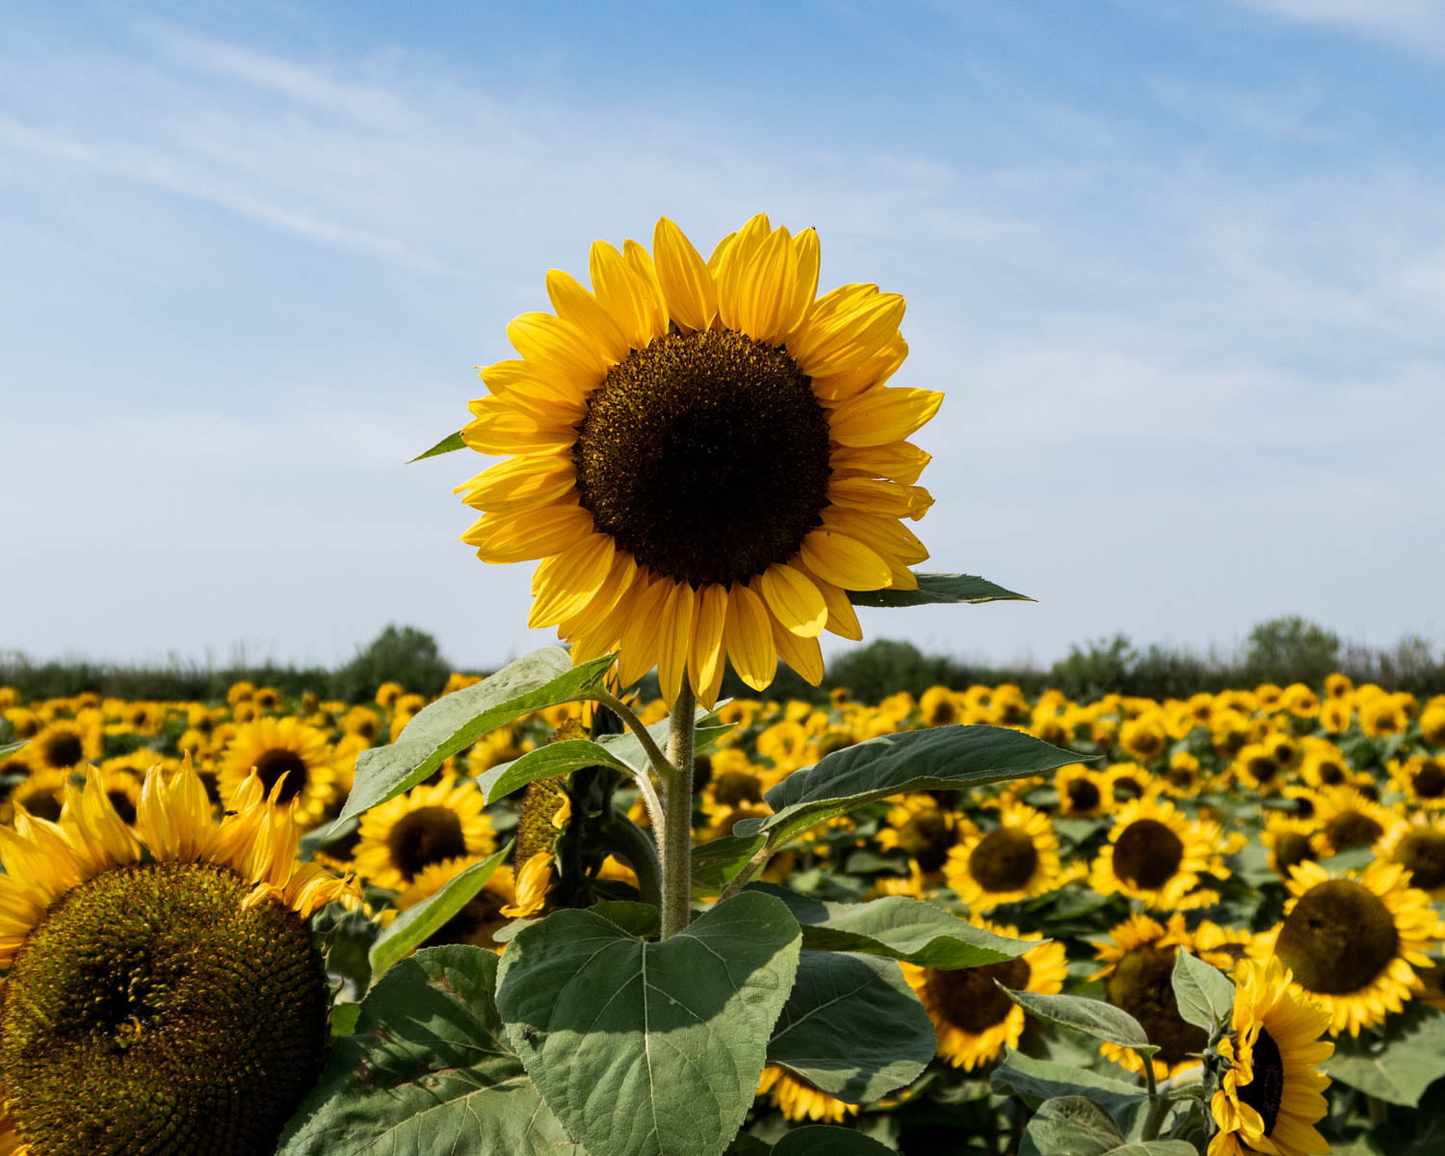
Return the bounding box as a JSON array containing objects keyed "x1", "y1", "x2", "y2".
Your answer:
[
  {"x1": 846, "y1": 572, "x2": 1031, "y2": 606},
  {"x1": 772, "y1": 1127, "x2": 896, "y2": 1154},
  {"x1": 408, "y1": 429, "x2": 466, "y2": 462},
  {"x1": 366, "y1": 845, "x2": 511, "y2": 979},
  {"x1": 277, "y1": 945, "x2": 581, "y2": 1155},
  {"x1": 1170, "y1": 947, "x2": 1234, "y2": 1034},
  {"x1": 496, "y1": 891, "x2": 802, "y2": 1156},
  {"x1": 478, "y1": 738, "x2": 635, "y2": 803},
  {"x1": 1324, "y1": 1004, "x2": 1445, "y2": 1107},
  {"x1": 766, "y1": 951, "x2": 933, "y2": 1102},
  {"x1": 991, "y1": 1050, "x2": 1147, "y2": 1123},
  {"x1": 1002, "y1": 988, "x2": 1157, "y2": 1054},
  {"x1": 337, "y1": 648, "x2": 615, "y2": 824},
  {"x1": 749, "y1": 883, "x2": 1032, "y2": 968},
  {"x1": 734, "y1": 725, "x2": 1085, "y2": 846}
]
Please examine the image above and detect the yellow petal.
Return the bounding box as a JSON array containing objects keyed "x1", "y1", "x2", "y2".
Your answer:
[
  {"x1": 528, "y1": 533, "x2": 615, "y2": 628},
  {"x1": 828, "y1": 386, "x2": 944, "y2": 447},
  {"x1": 775, "y1": 227, "x2": 819, "y2": 345},
  {"x1": 652, "y1": 217, "x2": 718, "y2": 332},
  {"x1": 812, "y1": 574, "x2": 864, "y2": 641},
  {"x1": 828, "y1": 476, "x2": 934, "y2": 521},
  {"x1": 772, "y1": 617, "x2": 824, "y2": 685},
  {"x1": 731, "y1": 226, "x2": 795, "y2": 344},
  {"x1": 831, "y1": 440, "x2": 931, "y2": 485},
  {"x1": 546, "y1": 268, "x2": 629, "y2": 362},
  {"x1": 688, "y1": 583, "x2": 728, "y2": 706},
  {"x1": 459, "y1": 453, "x2": 575, "y2": 513},
  {"x1": 590, "y1": 241, "x2": 656, "y2": 352},
  {"x1": 799, "y1": 529, "x2": 893, "y2": 591},
  {"x1": 714, "y1": 214, "x2": 773, "y2": 331},
  {"x1": 759, "y1": 564, "x2": 827, "y2": 638},
  {"x1": 463, "y1": 503, "x2": 592, "y2": 563},
  {"x1": 791, "y1": 288, "x2": 906, "y2": 378},
  {"x1": 723, "y1": 582, "x2": 777, "y2": 691},
  {"x1": 623, "y1": 239, "x2": 670, "y2": 344},
  {"x1": 658, "y1": 580, "x2": 696, "y2": 706},
  {"x1": 507, "y1": 312, "x2": 611, "y2": 385},
  {"x1": 811, "y1": 334, "x2": 908, "y2": 402},
  {"x1": 618, "y1": 575, "x2": 669, "y2": 687}
]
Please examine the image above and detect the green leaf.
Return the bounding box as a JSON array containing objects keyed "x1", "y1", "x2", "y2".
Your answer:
[
  {"x1": 408, "y1": 429, "x2": 465, "y2": 462},
  {"x1": 277, "y1": 945, "x2": 581, "y2": 1155},
  {"x1": 478, "y1": 737, "x2": 635, "y2": 803},
  {"x1": 1105, "y1": 1145, "x2": 1198, "y2": 1155},
  {"x1": 599, "y1": 710, "x2": 733, "y2": 774},
  {"x1": 328, "y1": 1002, "x2": 361, "y2": 1037},
  {"x1": 735, "y1": 725, "x2": 1085, "y2": 846},
  {"x1": 991, "y1": 1050, "x2": 1147, "y2": 1122},
  {"x1": 496, "y1": 891, "x2": 803, "y2": 1156},
  {"x1": 337, "y1": 647, "x2": 615, "y2": 824},
  {"x1": 725, "y1": 1136, "x2": 774, "y2": 1156},
  {"x1": 749, "y1": 883, "x2": 1033, "y2": 968},
  {"x1": 1324, "y1": 1004, "x2": 1445, "y2": 1107},
  {"x1": 1002, "y1": 988, "x2": 1156, "y2": 1054},
  {"x1": 590, "y1": 899, "x2": 661, "y2": 939},
  {"x1": 772, "y1": 1127, "x2": 895, "y2": 1154},
  {"x1": 366, "y1": 844, "x2": 511, "y2": 979},
  {"x1": 692, "y1": 833, "x2": 767, "y2": 898},
  {"x1": 1019, "y1": 1096, "x2": 1123, "y2": 1156},
  {"x1": 846, "y1": 572, "x2": 1032, "y2": 607},
  {"x1": 1170, "y1": 947, "x2": 1234, "y2": 1034},
  {"x1": 0, "y1": 739, "x2": 27, "y2": 760},
  {"x1": 766, "y1": 951, "x2": 933, "y2": 1103}
]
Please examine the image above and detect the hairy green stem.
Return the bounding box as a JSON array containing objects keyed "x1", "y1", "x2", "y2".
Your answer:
[
  {"x1": 659, "y1": 682, "x2": 697, "y2": 938},
  {"x1": 1138, "y1": 1053, "x2": 1167, "y2": 1142},
  {"x1": 716, "y1": 836, "x2": 776, "y2": 903}
]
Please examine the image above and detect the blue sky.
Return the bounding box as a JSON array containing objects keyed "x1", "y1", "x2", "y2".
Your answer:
[{"x1": 4, "y1": 0, "x2": 1443, "y2": 673}]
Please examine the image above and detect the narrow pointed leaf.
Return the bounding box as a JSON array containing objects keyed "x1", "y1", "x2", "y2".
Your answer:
[
  {"x1": 749, "y1": 883, "x2": 1032, "y2": 968},
  {"x1": 277, "y1": 945, "x2": 581, "y2": 1155},
  {"x1": 734, "y1": 725, "x2": 1085, "y2": 846},
  {"x1": 847, "y1": 572, "x2": 1031, "y2": 606},
  {"x1": 766, "y1": 951, "x2": 933, "y2": 1102},
  {"x1": 497, "y1": 892, "x2": 802, "y2": 1156},
  {"x1": 337, "y1": 648, "x2": 615, "y2": 824},
  {"x1": 1002, "y1": 988, "x2": 1156, "y2": 1054},
  {"x1": 408, "y1": 429, "x2": 465, "y2": 462}
]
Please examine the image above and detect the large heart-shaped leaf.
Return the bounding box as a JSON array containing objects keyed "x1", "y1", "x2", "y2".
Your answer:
[
  {"x1": 1324, "y1": 1004, "x2": 1445, "y2": 1107},
  {"x1": 750, "y1": 883, "x2": 1033, "y2": 968},
  {"x1": 337, "y1": 647, "x2": 615, "y2": 823},
  {"x1": 846, "y1": 572, "x2": 1031, "y2": 606},
  {"x1": 497, "y1": 891, "x2": 802, "y2": 1156},
  {"x1": 767, "y1": 951, "x2": 933, "y2": 1102},
  {"x1": 734, "y1": 725, "x2": 1085, "y2": 845},
  {"x1": 277, "y1": 945, "x2": 580, "y2": 1155}
]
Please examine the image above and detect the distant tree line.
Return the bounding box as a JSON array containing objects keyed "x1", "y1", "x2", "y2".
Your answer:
[{"x1": 3, "y1": 617, "x2": 1441, "y2": 705}]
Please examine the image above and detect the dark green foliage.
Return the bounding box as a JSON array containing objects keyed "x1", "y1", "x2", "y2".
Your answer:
[
  {"x1": 1241, "y1": 616, "x2": 1341, "y2": 686},
  {"x1": 331, "y1": 624, "x2": 452, "y2": 703}
]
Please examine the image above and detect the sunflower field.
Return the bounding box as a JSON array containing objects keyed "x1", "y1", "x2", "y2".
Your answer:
[{"x1": 3, "y1": 667, "x2": 1444, "y2": 1155}]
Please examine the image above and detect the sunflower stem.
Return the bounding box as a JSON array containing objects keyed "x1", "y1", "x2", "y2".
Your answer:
[
  {"x1": 716, "y1": 836, "x2": 778, "y2": 903},
  {"x1": 659, "y1": 682, "x2": 697, "y2": 938},
  {"x1": 593, "y1": 689, "x2": 673, "y2": 781},
  {"x1": 1138, "y1": 1054, "x2": 1166, "y2": 1142}
]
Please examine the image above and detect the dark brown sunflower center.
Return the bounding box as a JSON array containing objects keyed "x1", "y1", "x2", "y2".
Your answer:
[
  {"x1": 1107, "y1": 945, "x2": 1208, "y2": 1065},
  {"x1": 250, "y1": 749, "x2": 308, "y2": 804},
  {"x1": 1247, "y1": 756, "x2": 1279, "y2": 785},
  {"x1": 714, "y1": 770, "x2": 764, "y2": 807},
  {"x1": 898, "y1": 812, "x2": 955, "y2": 872},
  {"x1": 107, "y1": 789, "x2": 137, "y2": 826},
  {"x1": 1273, "y1": 831, "x2": 1316, "y2": 873},
  {"x1": 1325, "y1": 810, "x2": 1383, "y2": 852},
  {"x1": 1316, "y1": 760, "x2": 1345, "y2": 786},
  {"x1": 928, "y1": 701, "x2": 960, "y2": 726},
  {"x1": 572, "y1": 328, "x2": 832, "y2": 587},
  {"x1": 22, "y1": 788, "x2": 63, "y2": 823},
  {"x1": 1112, "y1": 819, "x2": 1184, "y2": 891},
  {"x1": 1131, "y1": 732, "x2": 1163, "y2": 758},
  {"x1": 1066, "y1": 778, "x2": 1102, "y2": 812},
  {"x1": 1113, "y1": 776, "x2": 1144, "y2": 801},
  {"x1": 1396, "y1": 831, "x2": 1445, "y2": 891},
  {"x1": 926, "y1": 958, "x2": 1031, "y2": 1033},
  {"x1": 43, "y1": 732, "x2": 84, "y2": 768},
  {"x1": 1237, "y1": 1025, "x2": 1284, "y2": 1137},
  {"x1": 967, "y1": 827, "x2": 1039, "y2": 893},
  {"x1": 387, "y1": 806, "x2": 469, "y2": 881},
  {"x1": 1168, "y1": 767, "x2": 1195, "y2": 789},
  {"x1": 1275, "y1": 880, "x2": 1398, "y2": 993},
  {"x1": 1413, "y1": 763, "x2": 1445, "y2": 798},
  {"x1": 0, "y1": 861, "x2": 326, "y2": 1156}
]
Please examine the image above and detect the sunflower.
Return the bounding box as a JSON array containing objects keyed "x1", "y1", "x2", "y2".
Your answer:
[
  {"x1": 1231, "y1": 742, "x2": 1286, "y2": 795},
  {"x1": 1090, "y1": 913, "x2": 1209, "y2": 1081},
  {"x1": 9, "y1": 771, "x2": 69, "y2": 824},
  {"x1": 1262, "y1": 813, "x2": 1324, "y2": 878},
  {"x1": 0, "y1": 764, "x2": 355, "y2": 1155},
  {"x1": 1375, "y1": 812, "x2": 1445, "y2": 898},
  {"x1": 901, "y1": 917, "x2": 1067, "y2": 1070},
  {"x1": 1054, "y1": 763, "x2": 1112, "y2": 817},
  {"x1": 352, "y1": 777, "x2": 497, "y2": 892},
  {"x1": 1388, "y1": 755, "x2": 1445, "y2": 809},
  {"x1": 20, "y1": 719, "x2": 100, "y2": 775},
  {"x1": 1088, "y1": 796, "x2": 1227, "y2": 911},
  {"x1": 391, "y1": 855, "x2": 519, "y2": 953},
  {"x1": 1421, "y1": 701, "x2": 1445, "y2": 748},
  {"x1": 1209, "y1": 957, "x2": 1333, "y2": 1156},
  {"x1": 217, "y1": 717, "x2": 338, "y2": 828},
  {"x1": 756, "y1": 1066, "x2": 858, "y2": 1124},
  {"x1": 918, "y1": 686, "x2": 962, "y2": 727},
  {"x1": 1256, "y1": 859, "x2": 1443, "y2": 1035},
  {"x1": 1309, "y1": 785, "x2": 1394, "y2": 858},
  {"x1": 456, "y1": 214, "x2": 941, "y2": 705},
  {"x1": 942, "y1": 801, "x2": 1068, "y2": 912},
  {"x1": 1119, "y1": 714, "x2": 1167, "y2": 764},
  {"x1": 876, "y1": 793, "x2": 966, "y2": 873}
]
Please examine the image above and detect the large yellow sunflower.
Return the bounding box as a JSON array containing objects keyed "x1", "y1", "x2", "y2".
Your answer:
[
  {"x1": 217, "y1": 716, "x2": 338, "y2": 828},
  {"x1": 0, "y1": 764, "x2": 355, "y2": 1154},
  {"x1": 1088, "y1": 796, "x2": 1228, "y2": 911},
  {"x1": 1255, "y1": 860, "x2": 1444, "y2": 1035},
  {"x1": 352, "y1": 776, "x2": 497, "y2": 892},
  {"x1": 942, "y1": 801, "x2": 1070, "y2": 912},
  {"x1": 900, "y1": 917, "x2": 1067, "y2": 1071},
  {"x1": 1209, "y1": 957, "x2": 1333, "y2": 1156},
  {"x1": 457, "y1": 214, "x2": 942, "y2": 704}
]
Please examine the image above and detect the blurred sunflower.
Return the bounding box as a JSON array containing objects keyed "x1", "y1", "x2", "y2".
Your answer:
[
  {"x1": 10, "y1": 771, "x2": 69, "y2": 824},
  {"x1": 943, "y1": 801, "x2": 1067, "y2": 912},
  {"x1": 457, "y1": 214, "x2": 942, "y2": 705},
  {"x1": 391, "y1": 855, "x2": 519, "y2": 953},
  {"x1": 1055, "y1": 763, "x2": 1112, "y2": 817},
  {"x1": 1089, "y1": 796, "x2": 1226, "y2": 911},
  {"x1": 1298, "y1": 739, "x2": 1351, "y2": 790},
  {"x1": 1209, "y1": 957, "x2": 1333, "y2": 1156},
  {"x1": 1421, "y1": 701, "x2": 1445, "y2": 748},
  {"x1": 1388, "y1": 755, "x2": 1445, "y2": 809},
  {"x1": 1258, "y1": 860, "x2": 1443, "y2": 1035},
  {"x1": 21, "y1": 719, "x2": 100, "y2": 775},
  {"x1": 1310, "y1": 785, "x2": 1394, "y2": 858},
  {"x1": 218, "y1": 717, "x2": 338, "y2": 828},
  {"x1": 1090, "y1": 913, "x2": 1208, "y2": 1081},
  {"x1": 1262, "y1": 813, "x2": 1324, "y2": 878},
  {"x1": 900, "y1": 917, "x2": 1066, "y2": 1070},
  {"x1": 0, "y1": 764, "x2": 355, "y2": 1155},
  {"x1": 876, "y1": 794, "x2": 966, "y2": 873},
  {"x1": 756, "y1": 1066, "x2": 857, "y2": 1124},
  {"x1": 352, "y1": 777, "x2": 496, "y2": 892},
  {"x1": 1231, "y1": 742, "x2": 1285, "y2": 795},
  {"x1": 1119, "y1": 714, "x2": 1167, "y2": 764},
  {"x1": 1375, "y1": 812, "x2": 1445, "y2": 898}
]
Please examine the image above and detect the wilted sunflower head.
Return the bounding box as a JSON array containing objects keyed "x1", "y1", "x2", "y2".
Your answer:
[
  {"x1": 0, "y1": 764, "x2": 356, "y2": 1155},
  {"x1": 457, "y1": 214, "x2": 943, "y2": 705}
]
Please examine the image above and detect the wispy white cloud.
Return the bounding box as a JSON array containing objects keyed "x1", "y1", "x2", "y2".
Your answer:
[{"x1": 1228, "y1": 0, "x2": 1445, "y2": 55}]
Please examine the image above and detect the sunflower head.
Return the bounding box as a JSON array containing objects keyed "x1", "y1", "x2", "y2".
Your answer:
[{"x1": 458, "y1": 214, "x2": 943, "y2": 704}]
